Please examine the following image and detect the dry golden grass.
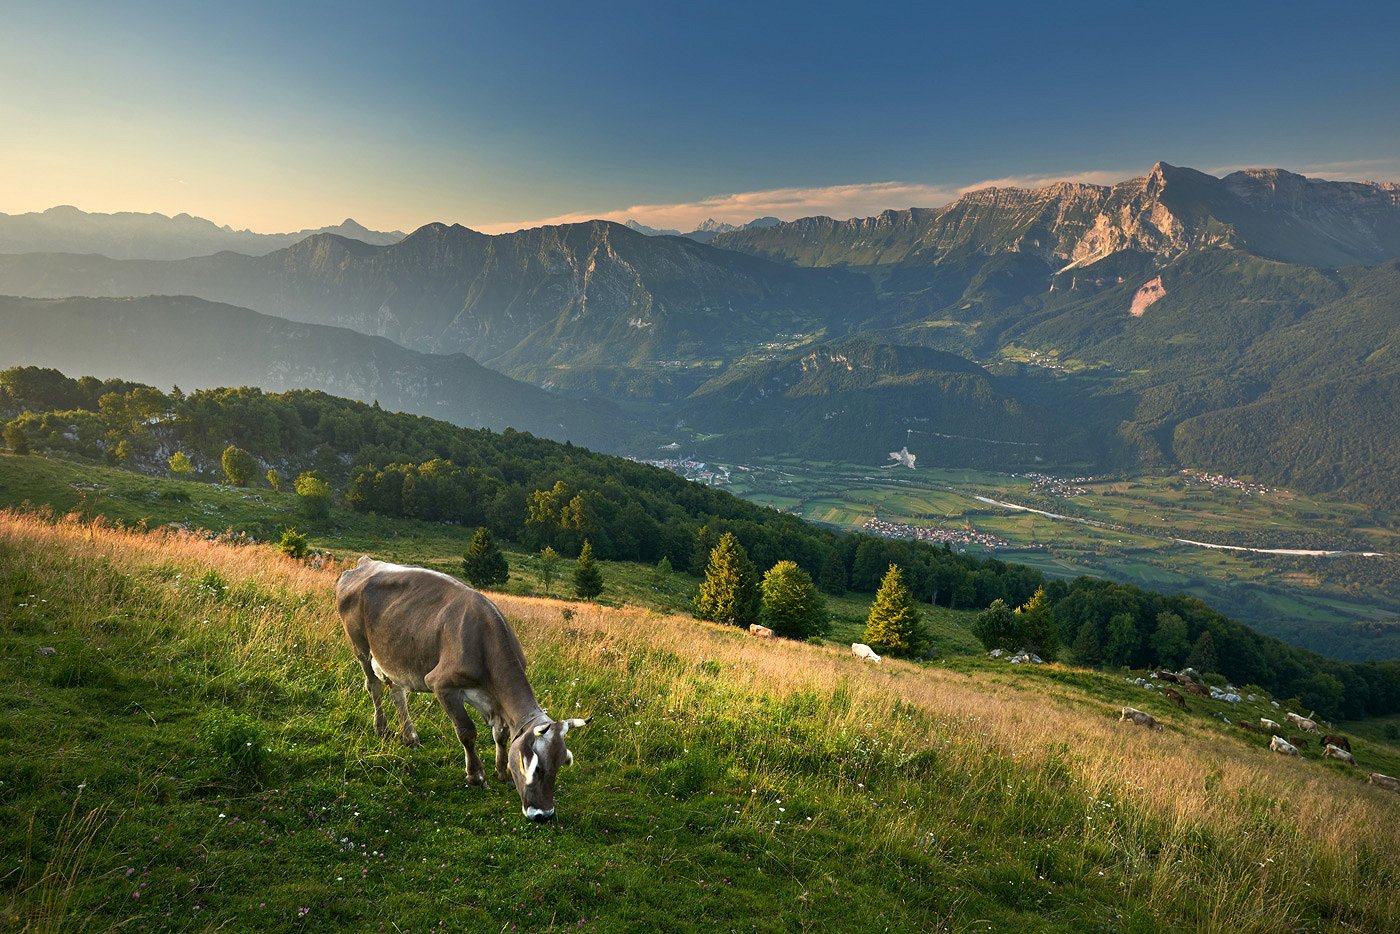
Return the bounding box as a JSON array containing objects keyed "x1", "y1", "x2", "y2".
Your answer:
[{"x1": 5, "y1": 506, "x2": 1399, "y2": 930}]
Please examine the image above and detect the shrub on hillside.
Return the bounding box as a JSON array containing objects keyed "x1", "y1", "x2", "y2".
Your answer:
[
  {"x1": 278, "y1": 528, "x2": 308, "y2": 560},
  {"x1": 221, "y1": 444, "x2": 258, "y2": 486},
  {"x1": 294, "y1": 471, "x2": 332, "y2": 519},
  {"x1": 462, "y1": 527, "x2": 509, "y2": 588}
]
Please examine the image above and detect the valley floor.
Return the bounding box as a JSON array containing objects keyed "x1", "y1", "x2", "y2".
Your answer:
[{"x1": 718, "y1": 458, "x2": 1400, "y2": 661}]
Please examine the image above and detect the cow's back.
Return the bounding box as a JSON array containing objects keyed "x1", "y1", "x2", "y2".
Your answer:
[{"x1": 337, "y1": 558, "x2": 524, "y2": 692}]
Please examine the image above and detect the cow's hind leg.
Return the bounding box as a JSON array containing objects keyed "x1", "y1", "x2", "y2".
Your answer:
[
  {"x1": 388, "y1": 683, "x2": 421, "y2": 748},
  {"x1": 435, "y1": 689, "x2": 488, "y2": 788},
  {"x1": 355, "y1": 655, "x2": 389, "y2": 738}
]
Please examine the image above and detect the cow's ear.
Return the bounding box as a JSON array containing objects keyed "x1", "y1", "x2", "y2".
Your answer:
[
  {"x1": 533, "y1": 723, "x2": 551, "y2": 737},
  {"x1": 562, "y1": 717, "x2": 590, "y2": 734}
]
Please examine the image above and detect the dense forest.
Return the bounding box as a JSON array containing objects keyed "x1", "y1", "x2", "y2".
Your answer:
[{"x1": 3, "y1": 365, "x2": 1397, "y2": 718}]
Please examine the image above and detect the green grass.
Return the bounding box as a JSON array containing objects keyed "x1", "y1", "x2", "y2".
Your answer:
[{"x1": 2, "y1": 509, "x2": 1399, "y2": 932}]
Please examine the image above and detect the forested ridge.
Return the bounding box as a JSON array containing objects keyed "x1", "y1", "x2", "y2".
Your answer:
[{"x1": 3, "y1": 364, "x2": 1397, "y2": 718}]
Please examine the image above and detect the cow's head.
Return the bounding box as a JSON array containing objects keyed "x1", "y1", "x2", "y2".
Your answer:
[{"x1": 509, "y1": 717, "x2": 589, "y2": 821}]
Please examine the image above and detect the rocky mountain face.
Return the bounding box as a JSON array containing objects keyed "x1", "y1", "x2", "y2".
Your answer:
[
  {"x1": 0, "y1": 294, "x2": 644, "y2": 452},
  {"x1": 0, "y1": 206, "x2": 405, "y2": 260},
  {"x1": 0, "y1": 220, "x2": 873, "y2": 379},
  {"x1": 713, "y1": 163, "x2": 1400, "y2": 271}
]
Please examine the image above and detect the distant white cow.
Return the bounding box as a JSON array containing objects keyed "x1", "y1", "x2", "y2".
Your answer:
[
  {"x1": 1119, "y1": 707, "x2": 1163, "y2": 731},
  {"x1": 1286, "y1": 712, "x2": 1320, "y2": 734},
  {"x1": 1269, "y1": 735, "x2": 1300, "y2": 757},
  {"x1": 851, "y1": 643, "x2": 882, "y2": 663},
  {"x1": 1322, "y1": 744, "x2": 1356, "y2": 766},
  {"x1": 748, "y1": 624, "x2": 775, "y2": 638},
  {"x1": 1260, "y1": 718, "x2": 1282, "y2": 731},
  {"x1": 1369, "y1": 773, "x2": 1400, "y2": 794}
]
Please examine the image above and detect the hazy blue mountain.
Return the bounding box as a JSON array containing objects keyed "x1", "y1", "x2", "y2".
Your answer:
[
  {"x1": 0, "y1": 205, "x2": 405, "y2": 259},
  {"x1": 0, "y1": 294, "x2": 645, "y2": 452}
]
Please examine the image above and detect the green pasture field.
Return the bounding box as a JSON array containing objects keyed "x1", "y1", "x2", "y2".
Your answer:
[{"x1": 717, "y1": 457, "x2": 1400, "y2": 660}]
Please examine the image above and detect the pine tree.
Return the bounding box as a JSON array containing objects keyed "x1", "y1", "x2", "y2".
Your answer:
[
  {"x1": 862, "y1": 564, "x2": 922, "y2": 656},
  {"x1": 1014, "y1": 587, "x2": 1059, "y2": 660},
  {"x1": 462, "y1": 527, "x2": 510, "y2": 589},
  {"x1": 1071, "y1": 620, "x2": 1102, "y2": 666},
  {"x1": 694, "y1": 532, "x2": 760, "y2": 627},
  {"x1": 1187, "y1": 629, "x2": 1219, "y2": 674},
  {"x1": 573, "y1": 539, "x2": 603, "y2": 599},
  {"x1": 760, "y1": 561, "x2": 828, "y2": 639},
  {"x1": 654, "y1": 554, "x2": 673, "y2": 586}
]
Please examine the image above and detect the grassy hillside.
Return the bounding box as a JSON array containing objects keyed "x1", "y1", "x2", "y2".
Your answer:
[{"x1": 3, "y1": 509, "x2": 1399, "y2": 932}]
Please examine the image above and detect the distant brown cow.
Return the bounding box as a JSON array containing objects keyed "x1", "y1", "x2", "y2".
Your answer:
[
  {"x1": 1286, "y1": 735, "x2": 1311, "y2": 749},
  {"x1": 1182, "y1": 681, "x2": 1210, "y2": 696},
  {"x1": 1164, "y1": 687, "x2": 1187, "y2": 709},
  {"x1": 1237, "y1": 720, "x2": 1261, "y2": 733},
  {"x1": 1155, "y1": 671, "x2": 1183, "y2": 684},
  {"x1": 1320, "y1": 734, "x2": 1351, "y2": 753}
]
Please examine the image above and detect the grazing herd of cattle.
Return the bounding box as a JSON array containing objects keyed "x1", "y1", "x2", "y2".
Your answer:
[
  {"x1": 1120, "y1": 670, "x2": 1400, "y2": 794},
  {"x1": 332, "y1": 556, "x2": 1400, "y2": 822}
]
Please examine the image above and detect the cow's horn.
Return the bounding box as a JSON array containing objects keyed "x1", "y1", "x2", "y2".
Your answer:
[
  {"x1": 532, "y1": 723, "x2": 551, "y2": 737},
  {"x1": 562, "y1": 717, "x2": 590, "y2": 733}
]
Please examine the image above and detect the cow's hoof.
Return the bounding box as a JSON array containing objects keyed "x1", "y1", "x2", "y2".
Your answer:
[
  {"x1": 404, "y1": 734, "x2": 421, "y2": 749},
  {"x1": 467, "y1": 775, "x2": 488, "y2": 789}
]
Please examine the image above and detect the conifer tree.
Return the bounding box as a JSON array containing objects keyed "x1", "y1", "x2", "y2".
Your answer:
[
  {"x1": 1014, "y1": 587, "x2": 1060, "y2": 660},
  {"x1": 1187, "y1": 629, "x2": 1219, "y2": 674},
  {"x1": 538, "y1": 546, "x2": 561, "y2": 595},
  {"x1": 760, "y1": 560, "x2": 828, "y2": 639},
  {"x1": 862, "y1": 564, "x2": 922, "y2": 656},
  {"x1": 573, "y1": 539, "x2": 603, "y2": 599},
  {"x1": 694, "y1": 532, "x2": 760, "y2": 627},
  {"x1": 462, "y1": 527, "x2": 510, "y2": 589},
  {"x1": 1071, "y1": 620, "x2": 1102, "y2": 666}
]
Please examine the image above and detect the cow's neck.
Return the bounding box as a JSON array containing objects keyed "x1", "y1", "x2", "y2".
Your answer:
[{"x1": 492, "y1": 676, "x2": 550, "y2": 738}]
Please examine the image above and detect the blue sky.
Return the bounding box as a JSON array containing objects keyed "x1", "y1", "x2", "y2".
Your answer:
[{"x1": 4, "y1": 0, "x2": 1397, "y2": 232}]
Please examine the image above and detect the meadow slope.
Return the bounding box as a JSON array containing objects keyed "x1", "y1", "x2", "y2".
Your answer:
[{"x1": 2, "y1": 510, "x2": 1399, "y2": 932}]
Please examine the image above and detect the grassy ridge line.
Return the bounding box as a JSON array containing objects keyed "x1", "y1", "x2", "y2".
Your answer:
[{"x1": 2, "y1": 511, "x2": 1398, "y2": 931}]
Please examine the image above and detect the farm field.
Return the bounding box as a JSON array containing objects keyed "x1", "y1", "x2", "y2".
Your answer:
[
  {"x1": 722, "y1": 458, "x2": 1400, "y2": 661},
  {"x1": 3, "y1": 508, "x2": 1399, "y2": 931}
]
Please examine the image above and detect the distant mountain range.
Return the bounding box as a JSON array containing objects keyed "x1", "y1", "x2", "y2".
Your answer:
[
  {"x1": 625, "y1": 215, "x2": 782, "y2": 243},
  {"x1": 0, "y1": 205, "x2": 405, "y2": 259},
  {"x1": 0, "y1": 294, "x2": 643, "y2": 452},
  {"x1": 2, "y1": 163, "x2": 1399, "y2": 510}
]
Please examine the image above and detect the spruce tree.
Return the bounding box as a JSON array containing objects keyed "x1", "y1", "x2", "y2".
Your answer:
[
  {"x1": 694, "y1": 532, "x2": 760, "y2": 627},
  {"x1": 1014, "y1": 587, "x2": 1060, "y2": 660},
  {"x1": 760, "y1": 560, "x2": 828, "y2": 639},
  {"x1": 462, "y1": 527, "x2": 510, "y2": 589},
  {"x1": 573, "y1": 539, "x2": 603, "y2": 599},
  {"x1": 862, "y1": 564, "x2": 922, "y2": 656}
]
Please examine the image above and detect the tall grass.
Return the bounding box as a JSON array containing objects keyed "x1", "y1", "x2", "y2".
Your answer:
[{"x1": 1, "y1": 506, "x2": 1397, "y2": 931}]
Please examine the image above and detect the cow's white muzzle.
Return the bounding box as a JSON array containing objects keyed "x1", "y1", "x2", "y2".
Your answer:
[{"x1": 524, "y1": 806, "x2": 555, "y2": 822}]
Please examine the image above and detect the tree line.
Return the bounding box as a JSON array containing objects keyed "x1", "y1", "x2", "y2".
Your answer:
[{"x1": 4, "y1": 366, "x2": 1396, "y2": 718}]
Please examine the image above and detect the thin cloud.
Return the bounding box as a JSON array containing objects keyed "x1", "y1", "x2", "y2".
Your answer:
[{"x1": 475, "y1": 169, "x2": 1133, "y2": 234}]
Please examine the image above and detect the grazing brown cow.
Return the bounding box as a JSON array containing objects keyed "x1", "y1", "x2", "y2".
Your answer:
[
  {"x1": 1155, "y1": 671, "x2": 1183, "y2": 684},
  {"x1": 337, "y1": 557, "x2": 589, "y2": 822},
  {"x1": 1320, "y1": 734, "x2": 1351, "y2": 753},
  {"x1": 1237, "y1": 720, "x2": 1261, "y2": 733},
  {"x1": 1182, "y1": 681, "x2": 1210, "y2": 696},
  {"x1": 1286, "y1": 735, "x2": 1311, "y2": 749},
  {"x1": 1164, "y1": 687, "x2": 1187, "y2": 709}
]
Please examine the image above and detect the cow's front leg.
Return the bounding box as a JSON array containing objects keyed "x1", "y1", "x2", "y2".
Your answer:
[
  {"x1": 434, "y1": 689, "x2": 488, "y2": 788},
  {"x1": 388, "y1": 682, "x2": 420, "y2": 748},
  {"x1": 492, "y1": 722, "x2": 511, "y2": 783}
]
